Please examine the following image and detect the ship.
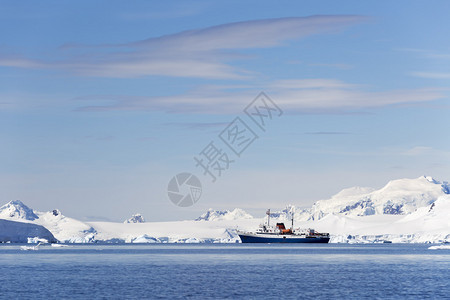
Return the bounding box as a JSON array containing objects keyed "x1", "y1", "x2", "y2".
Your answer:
[{"x1": 238, "y1": 209, "x2": 330, "y2": 243}]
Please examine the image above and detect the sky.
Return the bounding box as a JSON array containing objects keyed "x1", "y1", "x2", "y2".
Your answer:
[{"x1": 1, "y1": 1, "x2": 449, "y2": 221}]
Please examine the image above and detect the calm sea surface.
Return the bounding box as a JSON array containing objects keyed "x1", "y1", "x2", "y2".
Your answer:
[{"x1": 0, "y1": 244, "x2": 449, "y2": 299}]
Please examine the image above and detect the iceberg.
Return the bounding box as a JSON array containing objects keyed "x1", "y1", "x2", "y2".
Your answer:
[
  {"x1": 0, "y1": 219, "x2": 57, "y2": 243},
  {"x1": 428, "y1": 245, "x2": 450, "y2": 250}
]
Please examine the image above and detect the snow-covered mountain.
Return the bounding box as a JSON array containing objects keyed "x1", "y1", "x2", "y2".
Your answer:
[
  {"x1": 267, "y1": 204, "x2": 311, "y2": 222},
  {"x1": 310, "y1": 194, "x2": 450, "y2": 243},
  {"x1": 265, "y1": 176, "x2": 449, "y2": 223},
  {"x1": 124, "y1": 213, "x2": 145, "y2": 223},
  {"x1": 309, "y1": 176, "x2": 449, "y2": 220},
  {"x1": 33, "y1": 209, "x2": 96, "y2": 243},
  {"x1": 0, "y1": 200, "x2": 96, "y2": 243},
  {"x1": 1, "y1": 176, "x2": 448, "y2": 244},
  {"x1": 196, "y1": 208, "x2": 253, "y2": 221},
  {"x1": 0, "y1": 200, "x2": 39, "y2": 221}
]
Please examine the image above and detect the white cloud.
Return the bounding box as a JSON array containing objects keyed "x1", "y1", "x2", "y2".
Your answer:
[
  {"x1": 402, "y1": 146, "x2": 434, "y2": 156},
  {"x1": 270, "y1": 79, "x2": 358, "y2": 89},
  {"x1": 74, "y1": 78, "x2": 445, "y2": 114},
  {"x1": 0, "y1": 15, "x2": 366, "y2": 79},
  {"x1": 398, "y1": 49, "x2": 450, "y2": 80},
  {"x1": 308, "y1": 63, "x2": 354, "y2": 70},
  {"x1": 396, "y1": 48, "x2": 450, "y2": 60},
  {"x1": 0, "y1": 57, "x2": 43, "y2": 68},
  {"x1": 273, "y1": 85, "x2": 444, "y2": 111},
  {"x1": 401, "y1": 146, "x2": 450, "y2": 159},
  {"x1": 411, "y1": 72, "x2": 450, "y2": 79},
  {"x1": 132, "y1": 15, "x2": 365, "y2": 51}
]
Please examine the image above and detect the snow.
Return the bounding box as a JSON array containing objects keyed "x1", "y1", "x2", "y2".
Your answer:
[
  {"x1": 124, "y1": 213, "x2": 145, "y2": 224},
  {"x1": 0, "y1": 200, "x2": 96, "y2": 243},
  {"x1": 269, "y1": 205, "x2": 311, "y2": 222},
  {"x1": 34, "y1": 211, "x2": 96, "y2": 243},
  {"x1": 0, "y1": 219, "x2": 56, "y2": 243},
  {"x1": 195, "y1": 208, "x2": 253, "y2": 221},
  {"x1": 87, "y1": 219, "x2": 256, "y2": 243},
  {"x1": 131, "y1": 234, "x2": 159, "y2": 243},
  {"x1": 302, "y1": 195, "x2": 450, "y2": 243},
  {"x1": 27, "y1": 237, "x2": 49, "y2": 244},
  {"x1": 20, "y1": 242, "x2": 43, "y2": 251},
  {"x1": 428, "y1": 245, "x2": 450, "y2": 250},
  {"x1": 51, "y1": 244, "x2": 70, "y2": 248},
  {"x1": 310, "y1": 176, "x2": 448, "y2": 219},
  {"x1": 1, "y1": 176, "x2": 449, "y2": 244},
  {"x1": 0, "y1": 200, "x2": 38, "y2": 221}
]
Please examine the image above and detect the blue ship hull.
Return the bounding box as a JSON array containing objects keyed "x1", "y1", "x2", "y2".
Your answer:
[{"x1": 239, "y1": 234, "x2": 330, "y2": 243}]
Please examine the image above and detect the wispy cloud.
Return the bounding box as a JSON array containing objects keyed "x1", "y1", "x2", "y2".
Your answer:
[
  {"x1": 0, "y1": 57, "x2": 44, "y2": 68},
  {"x1": 308, "y1": 63, "x2": 354, "y2": 70},
  {"x1": 164, "y1": 122, "x2": 230, "y2": 130},
  {"x1": 397, "y1": 48, "x2": 450, "y2": 60},
  {"x1": 272, "y1": 82, "x2": 444, "y2": 112},
  {"x1": 0, "y1": 15, "x2": 367, "y2": 79},
  {"x1": 398, "y1": 48, "x2": 450, "y2": 80},
  {"x1": 305, "y1": 132, "x2": 350, "y2": 135},
  {"x1": 270, "y1": 78, "x2": 359, "y2": 89},
  {"x1": 401, "y1": 146, "x2": 435, "y2": 156},
  {"x1": 83, "y1": 135, "x2": 115, "y2": 142},
  {"x1": 410, "y1": 72, "x2": 450, "y2": 79},
  {"x1": 74, "y1": 78, "x2": 445, "y2": 114}
]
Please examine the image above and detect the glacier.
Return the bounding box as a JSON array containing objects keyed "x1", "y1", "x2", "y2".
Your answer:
[
  {"x1": 0, "y1": 200, "x2": 96, "y2": 243},
  {"x1": 1, "y1": 176, "x2": 449, "y2": 244},
  {"x1": 309, "y1": 175, "x2": 449, "y2": 220},
  {"x1": 0, "y1": 219, "x2": 57, "y2": 243}
]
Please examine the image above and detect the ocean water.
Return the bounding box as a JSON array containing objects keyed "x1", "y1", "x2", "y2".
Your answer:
[{"x1": 0, "y1": 244, "x2": 449, "y2": 299}]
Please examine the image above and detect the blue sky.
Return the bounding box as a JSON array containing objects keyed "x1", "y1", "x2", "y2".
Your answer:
[{"x1": 1, "y1": 1, "x2": 449, "y2": 221}]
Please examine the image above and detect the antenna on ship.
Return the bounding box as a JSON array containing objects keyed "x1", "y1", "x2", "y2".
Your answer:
[
  {"x1": 291, "y1": 214, "x2": 294, "y2": 230},
  {"x1": 266, "y1": 209, "x2": 271, "y2": 227},
  {"x1": 290, "y1": 206, "x2": 295, "y2": 231}
]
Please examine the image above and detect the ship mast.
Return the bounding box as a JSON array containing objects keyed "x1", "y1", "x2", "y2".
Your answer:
[
  {"x1": 291, "y1": 214, "x2": 294, "y2": 230},
  {"x1": 290, "y1": 207, "x2": 295, "y2": 230},
  {"x1": 266, "y1": 209, "x2": 270, "y2": 227}
]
